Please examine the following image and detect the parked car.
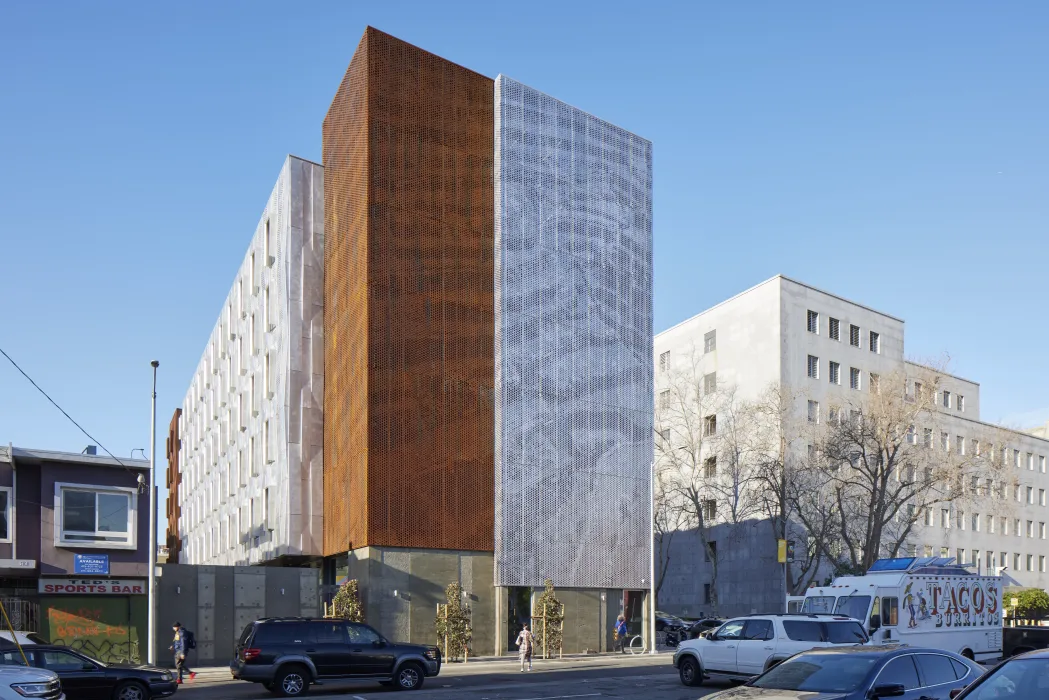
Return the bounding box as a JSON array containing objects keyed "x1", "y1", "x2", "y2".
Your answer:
[
  {"x1": 0, "y1": 664, "x2": 63, "y2": 700},
  {"x1": 1003, "y1": 622, "x2": 1049, "y2": 657},
  {"x1": 0, "y1": 632, "x2": 48, "y2": 646},
  {"x1": 685, "y1": 618, "x2": 724, "y2": 640},
  {"x1": 952, "y1": 648, "x2": 1049, "y2": 699},
  {"x1": 230, "y1": 617, "x2": 441, "y2": 696},
  {"x1": 673, "y1": 613, "x2": 870, "y2": 686},
  {"x1": 654, "y1": 612, "x2": 688, "y2": 633},
  {"x1": 702, "y1": 646, "x2": 983, "y2": 700},
  {"x1": 0, "y1": 645, "x2": 175, "y2": 700}
]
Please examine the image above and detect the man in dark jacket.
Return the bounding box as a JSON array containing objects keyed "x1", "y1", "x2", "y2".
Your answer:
[{"x1": 169, "y1": 621, "x2": 197, "y2": 683}]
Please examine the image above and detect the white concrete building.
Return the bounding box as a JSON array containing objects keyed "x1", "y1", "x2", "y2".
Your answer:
[
  {"x1": 656, "y1": 275, "x2": 1049, "y2": 590},
  {"x1": 178, "y1": 156, "x2": 324, "y2": 565}
]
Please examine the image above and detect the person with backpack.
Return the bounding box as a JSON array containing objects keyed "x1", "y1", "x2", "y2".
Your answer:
[
  {"x1": 170, "y1": 621, "x2": 197, "y2": 683},
  {"x1": 613, "y1": 615, "x2": 629, "y2": 654}
]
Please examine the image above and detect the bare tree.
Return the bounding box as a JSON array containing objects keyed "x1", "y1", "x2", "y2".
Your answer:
[
  {"x1": 653, "y1": 461, "x2": 687, "y2": 602},
  {"x1": 811, "y1": 365, "x2": 1004, "y2": 573}
]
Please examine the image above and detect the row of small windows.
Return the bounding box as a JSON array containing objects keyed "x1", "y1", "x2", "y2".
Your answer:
[
  {"x1": 927, "y1": 508, "x2": 1047, "y2": 535},
  {"x1": 807, "y1": 310, "x2": 880, "y2": 353},
  {"x1": 912, "y1": 546, "x2": 1047, "y2": 574},
  {"x1": 806, "y1": 355, "x2": 872, "y2": 391},
  {"x1": 657, "y1": 330, "x2": 716, "y2": 373}
]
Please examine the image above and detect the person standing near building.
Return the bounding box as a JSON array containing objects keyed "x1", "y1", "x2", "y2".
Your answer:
[
  {"x1": 614, "y1": 615, "x2": 629, "y2": 653},
  {"x1": 515, "y1": 623, "x2": 534, "y2": 672},
  {"x1": 170, "y1": 621, "x2": 197, "y2": 683}
]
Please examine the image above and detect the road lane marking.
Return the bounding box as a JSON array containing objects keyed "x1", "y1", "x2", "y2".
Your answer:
[{"x1": 516, "y1": 694, "x2": 602, "y2": 700}]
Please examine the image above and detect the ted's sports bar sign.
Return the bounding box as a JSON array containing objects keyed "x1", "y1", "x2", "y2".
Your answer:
[{"x1": 39, "y1": 579, "x2": 145, "y2": 595}]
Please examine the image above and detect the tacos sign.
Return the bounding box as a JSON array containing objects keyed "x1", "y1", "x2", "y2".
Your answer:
[{"x1": 903, "y1": 579, "x2": 1000, "y2": 629}]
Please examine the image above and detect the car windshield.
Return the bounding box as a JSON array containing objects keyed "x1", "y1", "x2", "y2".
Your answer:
[
  {"x1": 965, "y1": 657, "x2": 1049, "y2": 699},
  {"x1": 834, "y1": 596, "x2": 871, "y2": 621},
  {"x1": 803, "y1": 596, "x2": 836, "y2": 613},
  {"x1": 751, "y1": 654, "x2": 879, "y2": 693}
]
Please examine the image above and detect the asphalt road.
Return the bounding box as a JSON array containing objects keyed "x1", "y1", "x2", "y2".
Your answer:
[{"x1": 174, "y1": 654, "x2": 733, "y2": 700}]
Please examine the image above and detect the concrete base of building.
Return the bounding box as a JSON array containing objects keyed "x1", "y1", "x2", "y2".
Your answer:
[{"x1": 342, "y1": 546, "x2": 649, "y2": 657}]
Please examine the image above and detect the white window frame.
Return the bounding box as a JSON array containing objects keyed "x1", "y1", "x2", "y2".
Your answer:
[
  {"x1": 807, "y1": 310, "x2": 819, "y2": 334},
  {"x1": 829, "y1": 317, "x2": 840, "y2": 341},
  {"x1": 54, "y1": 482, "x2": 137, "y2": 550},
  {"x1": 829, "y1": 361, "x2": 841, "y2": 385},
  {"x1": 0, "y1": 487, "x2": 12, "y2": 544},
  {"x1": 869, "y1": 330, "x2": 880, "y2": 354},
  {"x1": 807, "y1": 355, "x2": 819, "y2": 380}
]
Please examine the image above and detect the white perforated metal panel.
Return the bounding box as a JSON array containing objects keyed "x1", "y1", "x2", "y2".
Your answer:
[{"x1": 494, "y1": 76, "x2": 654, "y2": 589}]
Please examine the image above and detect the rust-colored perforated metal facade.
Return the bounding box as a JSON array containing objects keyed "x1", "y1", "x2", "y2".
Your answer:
[
  {"x1": 165, "y1": 408, "x2": 183, "y2": 563},
  {"x1": 323, "y1": 27, "x2": 495, "y2": 556}
]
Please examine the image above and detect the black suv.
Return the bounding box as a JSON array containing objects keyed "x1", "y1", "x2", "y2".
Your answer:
[{"x1": 230, "y1": 618, "x2": 441, "y2": 696}]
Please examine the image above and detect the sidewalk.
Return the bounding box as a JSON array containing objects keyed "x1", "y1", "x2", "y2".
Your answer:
[{"x1": 187, "y1": 649, "x2": 671, "y2": 684}]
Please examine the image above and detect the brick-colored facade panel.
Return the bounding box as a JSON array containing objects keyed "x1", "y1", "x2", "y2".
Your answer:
[{"x1": 323, "y1": 27, "x2": 495, "y2": 555}]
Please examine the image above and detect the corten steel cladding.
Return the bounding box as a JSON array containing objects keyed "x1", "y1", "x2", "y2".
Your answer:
[{"x1": 323, "y1": 28, "x2": 495, "y2": 555}]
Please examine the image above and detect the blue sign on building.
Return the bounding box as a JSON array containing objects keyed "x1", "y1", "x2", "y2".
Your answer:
[{"x1": 73, "y1": 554, "x2": 109, "y2": 576}]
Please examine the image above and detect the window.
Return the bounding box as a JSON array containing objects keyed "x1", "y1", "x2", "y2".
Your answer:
[
  {"x1": 1016, "y1": 519, "x2": 1022, "y2": 537},
  {"x1": 973, "y1": 550, "x2": 981, "y2": 567},
  {"x1": 1001, "y1": 517, "x2": 1008, "y2": 535},
  {"x1": 265, "y1": 352, "x2": 272, "y2": 398},
  {"x1": 870, "y1": 373, "x2": 880, "y2": 393},
  {"x1": 743, "y1": 620, "x2": 774, "y2": 641},
  {"x1": 1042, "y1": 522, "x2": 1047, "y2": 540},
  {"x1": 310, "y1": 621, "x2": 347, "y2": 645},
  {"x1": 941, "y1": 509, "x2": 950, "y2": 528},
  {"x1": 658, "y1": 351, "x2": 669, "y2": 373},
  {"x1": 986, "y1": 551, "x2": 994, "y2": 570},
  {"x1": 916, "y1": 654, "x2": 961, "y2": 688},
  {"x1": 829, "y1": 361, "x2": 841, "y2": 385},
  {"x1": 808, "y1": 400, "x2": 820, "y2": 424},
  {"x1": 264, "y1": 286, "x2": 271, "y2": 332},
  {"x1": 659, "y1": 390, "x2": 670, "y2": 410},
  {"x1": 925, "y1": 509, "x2": 934, "y2": 527},
  {"x1": 878, "y1": 656, "x2": 920, "y2": 691},
  {"x1": 957, "y1": 548, "x2": 966, "y2": 565},
  {"x1": 704, "y1": 372, "x2": 717, "y2": 395},
  {"x1": 0, "y1": 488, "x2": 10, "y2": 542},
  {"x1": 941, "y1": 547, "x2": 949, "y2": 558},
  {"x1": 1027, "y1": 521, "x2": 1034, "y2": 538},
  {"x1": 264, "y1": 219, "x2": 273, "y2": 265},
  {"x1": 705, "y1": 540, "x2": 717, "y2": 562},
  {"x1": 714, "y1": 621, "x2": 747, "y2": 642},
  {"x1": 264, "y1": 420, "x2": 272, "y2": 463},
  {"x1": 957, "y1": 395, "x2": 965, "y2": 412},
  {"x1": 250, "y1": 436, "x2": 257, "y2": 476},
  {"x1": 906, "y1": 424, "x2": 916, "y2": 445},
  {"x1": 783, "y1": 620, "x2": 823, "y2": 643},
  {"x1": 869, "y1": 331, "x2": 880, "y2": 354},
  {"x1": 1028, "y1": 453, "x2": 1035, "y2": 471},
  {"x1": 845, "y1": 367, "x2": 859, "y2": 390},
  {"x1": 807, "y1": 355, "x2": 819, "y2": 379},
  {"x1": 1028, "y1": 486, "x2": 1034, "y2": 504},
  {"x1": 1015, "y1": 449, "x2": 1021, "y2": 468},
  {"x1": 881, "y1": 597, "x2": 899, "y2": 627},
  {"x1": 958, "y1": 511, "x2": 965, "y2": 530},
  {"x1": 703, "y1": 457, "x2": 717, "y2": 479},
  {"x1": 807, "y1": 310, "x2": 819, "y2": 334},
  {"x1": 702, "y1": 500, "x2": 717, "y2": 521},
  {"x1": 703, "y1": 415, "x2": 717, "y2": 436},
  {"x1": 829, "y1": 318, "x2": 840, "y2": 340},
  {"x1": 914, "y1": 381, "x2": 924, "y2": 402},
  {"x1": 1000, "y1": 552, "x2": 1007, "y2": 568},
  {"x1": 942, "y1": 390, "x2": 952, "y2": 409},
  {"x1": 263, "y1": 488, "x2": 270, "y2": 527},
  {"x1": 56, "y1": 484, "x2": 135, "y2": 548},
  {"x1": 971, "y1": 476, "x2": 979, "y2": 495},
  {"x1": 658, "y1": 428, "x2": 670, "y2": 444},
  {"x1": 1041, "y1": 489, "x2": 1046, "y2": 506},
  {"x1": 828, "y1": 406, "x2": 840, "y2": 424},
  {"x1": 925, "y1": 545, "x2": 934, "y2": 558},
  {"x1": 972, "y1": 513, "x2": 980, "y2": 531},
  {"x1": 253, "y1": 622, "x2": 307, "y2": 645},
  {"x1": 1041, "y1": 455, "x2": 1047, "y2": 473},
  {"x1": 346, "y1": 624, "x2": 382, "y2": 645},
  {"x1": 1042, "y1": 556, "x2": 1047, "y2": 573},
  {"x1": 956, "y1": 436, "x2": 965, "y2": 455},
  {"x1": 849, "y1": 324, "x2": 860, "y2": 347},
  {"x1": 972, "y1": 439, "x2": 980, "y2": 457},
  {"x1": 1016, "y1": 484, "x2": 1022, "y2": 502},
  {"x1": 808, "y1": 444, "x2": 817, "y2": 462},
  {"x1": 987, "y1": 515, "x2": 994, "y2": 533},
  {"x1": 941, "y1": 432, "x2": 949, "y2": 451},
  {"x1": 704, "y1": 330, "x2": 716, "y2": 353},
  {"x1": 1015, "y1": 553, "x2": 1022, "y2": 571},
  {"x1": 703, "y1": 584, "x2": 712, "y2": 605}
]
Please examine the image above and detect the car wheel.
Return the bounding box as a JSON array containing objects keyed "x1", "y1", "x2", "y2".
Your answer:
[
  {"x1": 275, "y1": 665, "x2": 310, "y2": 697},
  {"x1": 113, "y1": 681, "x2": 150, "y2": 700},
  {"x1": 396, "y1": 662, "x2": 425, "y2": 691},
  {"x1": 679, "y1": 657, "x2": 703, "y2": 687}
]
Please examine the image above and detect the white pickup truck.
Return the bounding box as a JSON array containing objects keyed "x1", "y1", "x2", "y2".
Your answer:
[{"x1": 673, "y1": 613, "x2": 869, "y2": 686}]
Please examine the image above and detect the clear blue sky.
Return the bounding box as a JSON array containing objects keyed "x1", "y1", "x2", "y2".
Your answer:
[{"x1": 2, "y1": 1, "x2": 1048, "y2": 510}]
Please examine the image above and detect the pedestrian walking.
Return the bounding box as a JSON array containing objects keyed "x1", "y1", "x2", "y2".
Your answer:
[
  {"x1": 169, "y1": 621, "x2": 197, "y2": 683},
  {"x1": 515, "y1": 623, "x2": 534, "y2": 671},
  {"x1": 614, "y1": 615, "x2": 629, "y2": 654}
]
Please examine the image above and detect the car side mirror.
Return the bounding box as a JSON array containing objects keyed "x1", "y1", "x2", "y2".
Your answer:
[
  {"x1": 869, "y1": 615, "x2": 881, "y2": 632},
  {"x1": 372, "y1": 639, "x2": 386, "y2": 648},
  {"x1": 949, "y1": 689, "x2": 963, "y2": 699},
  {"x1": 82, "y1": 663, "x2": 97, "y2": 671},
  {"x1": 869, "y1": 684, "x2": 905, "y2": 698}
]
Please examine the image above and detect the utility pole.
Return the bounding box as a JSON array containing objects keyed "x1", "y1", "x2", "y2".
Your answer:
[{"x1": 148, "y1": 360, "x2": 159, "y2": 665}]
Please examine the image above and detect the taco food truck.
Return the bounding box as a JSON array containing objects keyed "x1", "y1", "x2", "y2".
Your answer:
[{"x1": 802, "y1": 557, "x2": 1003, "y2": 662}]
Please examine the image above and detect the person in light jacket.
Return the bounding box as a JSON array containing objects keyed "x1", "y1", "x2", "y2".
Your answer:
[{"x1": 515, "y1": 623, "x2": 534, "y2": 671}]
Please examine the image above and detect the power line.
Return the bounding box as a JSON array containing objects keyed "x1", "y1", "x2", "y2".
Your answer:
[{"x1": 0, "y1": 344, "x2": 134, "y2": 475}]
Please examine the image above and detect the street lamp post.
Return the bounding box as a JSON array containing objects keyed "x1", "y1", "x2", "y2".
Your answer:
[{"x1": 148, "y1": 360, "x2": 159, "y2": 665}]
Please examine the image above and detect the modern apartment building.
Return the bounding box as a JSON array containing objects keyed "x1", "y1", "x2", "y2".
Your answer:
[
  {"x1": 322, "y1": 28, "x2": 652, "y2": 654},
  {"x1": 655, "y1": 275, "x2": 1049, "y2": 616},
  {"x1": 177, "y1": 155, "x2": 324, "y2": 566}
]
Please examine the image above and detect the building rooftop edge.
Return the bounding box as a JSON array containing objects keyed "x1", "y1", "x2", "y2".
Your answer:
[
  {"x1": 10, "y1": 446, "x2": 150, "y2": 470},
  {"x1": 656, "y1": 274, "x2": 905, "y2": 339},
  {"x1": 903, "y1": 360, "x2": 980, "y2": 387},
  {"x1": 287, "y1": 154, "x2": 322, "y2": 168}
]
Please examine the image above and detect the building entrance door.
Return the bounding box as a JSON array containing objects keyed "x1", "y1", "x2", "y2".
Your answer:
[
  {"x1": 623, "y1": 590, "x2": 645, "y2": 643},
  {"x1": 507, "y1": 587, "x2": 532, "y2": 652}
]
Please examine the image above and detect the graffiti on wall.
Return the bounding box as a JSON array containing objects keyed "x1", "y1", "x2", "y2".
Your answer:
[{"x1": 47, "y1": 603, "x2": 141, "y2": 664}]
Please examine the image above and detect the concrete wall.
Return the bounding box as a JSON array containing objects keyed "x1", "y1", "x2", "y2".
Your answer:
[
  {"x1": 155, "y1": 564, "x2": 320, "y2": 666},
  {"x1": 344, "y1": 547, "x2": 497, "y2": 656}
]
